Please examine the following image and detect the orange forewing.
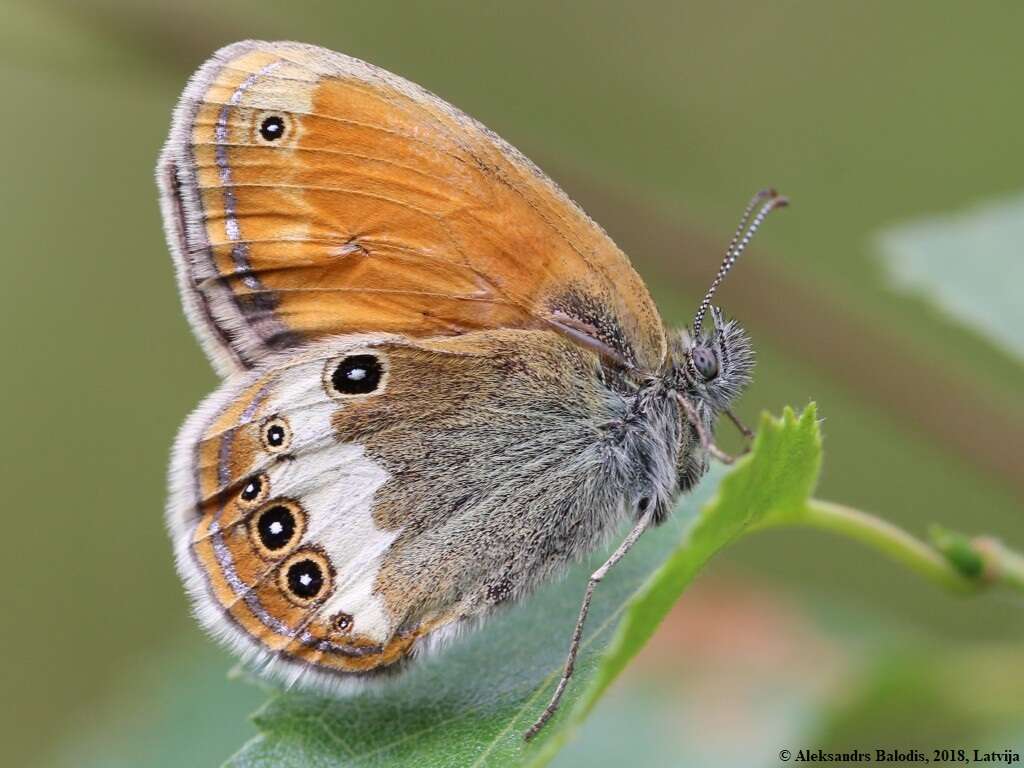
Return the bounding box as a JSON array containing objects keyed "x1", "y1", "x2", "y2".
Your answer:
[{"x1": 161, "y1": 42, "x2": 666, "y2": 374}]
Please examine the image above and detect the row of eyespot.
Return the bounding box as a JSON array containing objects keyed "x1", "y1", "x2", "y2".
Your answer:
[
  {"x1": 241, "y1": 349, "x2": 389, "y2": 586},
  {"x1": 238, "y1": 351, "x2": 388, "y2": 572},
  {"x1": 215, "y1": 352, "x2": 386, "y2": 624},
  {"x1": 256, "y1": 353, "x2": 385, "y2": 455},
  {"x1": 239, "y1": 478, "x2": 324, "y2": 598},
  {"x1": 238, "y1": 475, "x2": 304, "y2": 562},
  {"x1": 237, "y1": 483, "x2": 353, "y2": 632}
]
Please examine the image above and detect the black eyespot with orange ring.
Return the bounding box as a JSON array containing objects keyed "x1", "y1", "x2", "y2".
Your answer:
[
  {"x1": 249, "y1": 499, "x2": 305, "y2": 559},
  {"x1": 260, "y1": 415, "x2": 292, "y2": 454},
  {"x1": 238, "y1": 473, "x2": 270, "y2": 508},
  {"x1": 278, "y1": 549, "x2": 333, "y2": 607}
]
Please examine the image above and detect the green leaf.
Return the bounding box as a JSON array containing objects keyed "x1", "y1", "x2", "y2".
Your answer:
[
  {"x1": 533, "y1": 404, "x2": 821, "y2": 764},
  {"x1": 876, "y1": 192, "x2": 1024, "y2": 363},
  {"x1": 48, "y1": 638, "x2": 264, "y2": 768},
  {"x1": 226, "y1": 406, "x2": 822, "y2": 768}
]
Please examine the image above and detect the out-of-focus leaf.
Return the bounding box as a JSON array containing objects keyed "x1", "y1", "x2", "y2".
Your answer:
[
  {"x1": 47, "y1": 637, "x2": 264, "y2": 768},
  {"x1": 814, "y1": 645, "x2": 1024, "y2": 751},
  {"x1": 877, "y1": 192, "x2": 1024, "y2": 363}
]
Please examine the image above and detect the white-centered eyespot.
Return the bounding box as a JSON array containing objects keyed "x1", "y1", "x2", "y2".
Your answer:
[
  {"x1": 278, "y1": 549, "x2": 333, "y2": 607},
  {"x1": 260, "y1": 415, "x2": 292, "y2": 454},
  {"x1": 323, "y1": 348, "x2": 389, "y2": 399},
  {"x1": 332, "y1": 612, "x2": 354, "y2": 634},
  {"x1": 249, "y1": 499, "x2": 305, "y2": 559},
  {"x1": 254, "y1": 111, "x2": 292, "y2": 144},
  {"x1": 238, "y1": 473, "x2": 270, "y2": 509}
]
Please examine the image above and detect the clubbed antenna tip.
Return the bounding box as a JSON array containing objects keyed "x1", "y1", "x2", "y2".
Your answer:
[{"x1": 692, "y1": 189, "x2": 789, "y2": 339}]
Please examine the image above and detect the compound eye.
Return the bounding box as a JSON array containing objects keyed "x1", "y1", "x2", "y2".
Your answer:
[{"x1": 692, "y1": 346, "x2": 719, "y2": 381}]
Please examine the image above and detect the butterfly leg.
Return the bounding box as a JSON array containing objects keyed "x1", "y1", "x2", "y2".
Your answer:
[
  {"x1": 725, "y1": 408, "x2": 754, "y2": 454},
  {"x1": 675, "y1": 393, "x2": 737, "y2": 465},
  {"x1": 524, "y1": 509, "x2": 655, "y2": 740}
]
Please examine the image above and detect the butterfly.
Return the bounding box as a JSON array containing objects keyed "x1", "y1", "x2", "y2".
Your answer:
[{"x1": 157, "y1": 40, "x2": 786, "y2": 737}]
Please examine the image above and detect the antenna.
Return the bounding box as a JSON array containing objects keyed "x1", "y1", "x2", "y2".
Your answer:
[{"x1": 692, "y1": 189, "x2": 789, "y2": 339}]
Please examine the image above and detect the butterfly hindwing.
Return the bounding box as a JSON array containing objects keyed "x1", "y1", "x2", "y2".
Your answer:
[
  {"x1": 168, "y1": 329, "x2": 668, "y2": 688},
  {"x1": 158, "y1": 40, "x2": 667, "y2": 376}
]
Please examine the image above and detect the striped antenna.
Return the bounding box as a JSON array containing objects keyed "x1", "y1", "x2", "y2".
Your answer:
[{"x1": 692, "y1": 189, "x2": 789, "y2": 339}]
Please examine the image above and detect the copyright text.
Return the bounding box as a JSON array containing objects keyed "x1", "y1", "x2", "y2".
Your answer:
[{"x1": 777, "y1": 749, "x2": 1020, "y2": 764}]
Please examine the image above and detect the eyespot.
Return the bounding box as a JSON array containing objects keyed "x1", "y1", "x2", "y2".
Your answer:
[
  {"x1": 259, "y1": 114, "x2": 286, "y2": 142},
  {"x1": 260, "y1": 415, "x2": 292, "y2": 453},
  {"x1": 250, "y1": 500, "x2": 305, "y2": 558},
  {"x1": 691, "y1": 346, "x2": 719, "y2": 382},
  {"x1": 238, "y1": 473, "x2": 269, "y2": 508},
  {"x1": 279, "y1": 549, "x2": 332, "y2": 606},
  {"x1": 333, "y1": 612, "x2": 354, "y2": 633},
  {"x1": 325, "y1": 351, "x2": 386, "y2": 397}
]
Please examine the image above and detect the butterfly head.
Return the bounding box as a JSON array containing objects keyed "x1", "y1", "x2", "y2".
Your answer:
[
  {"x1": 675, "y1": 307, "x2": 754, "y2": 413},
  {"x1": 667, "y1": 189, "x2": 786, "y2": 428}
]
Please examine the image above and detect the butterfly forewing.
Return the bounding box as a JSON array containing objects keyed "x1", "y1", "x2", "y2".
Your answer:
[{"x1": 158, "y1": 40, "x2": 666, "y2": 376}]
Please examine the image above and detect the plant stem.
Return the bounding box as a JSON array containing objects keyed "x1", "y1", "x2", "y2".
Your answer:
[
  {"x1": 971, "y1": 535, "x2": 1024, "y2": 591},
  {"x1": 752, "y1": 498, "x2": 1024, "y2": 595}
]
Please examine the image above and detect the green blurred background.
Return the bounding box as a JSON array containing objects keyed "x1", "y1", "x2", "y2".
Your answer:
[{"x1": 3, "y1": 2, "x2": 1022, "y2": 765}]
